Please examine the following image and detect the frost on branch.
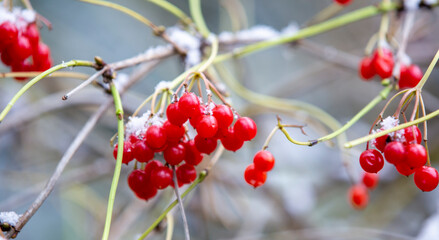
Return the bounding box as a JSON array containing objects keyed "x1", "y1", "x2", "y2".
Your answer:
[
  {"x1": 218, "y1": 23, "x2": 299, "y2": 44},
  {"x1": 0, "y1": 211, "x2": 22, "y2": 227},
  {"x1": 166, "y1": 27, "x2": 201, "y2": 69},
  {"x1": 113, "y1": 73, "x2": 129, "y2": 91}
]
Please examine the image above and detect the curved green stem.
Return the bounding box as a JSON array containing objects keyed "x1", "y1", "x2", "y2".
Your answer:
[
  {"x1": 137, "y1": 170, "x2": 208, "y2": 240},
  {"x1": 102, "y1": 83, "x2": 125, "y2": 240},
  {"x1": 189, "y1": 0, "x2": 210, "y2": 38},
  {"x1": 0, "y1": 60, "x2": 94, "y2": 122},
  {"x1": 198, "y1": 36, "x2": 218, "y2": 72},
  {"x1": 147, "y1": 0, "x2": 193, "y2": 26}
]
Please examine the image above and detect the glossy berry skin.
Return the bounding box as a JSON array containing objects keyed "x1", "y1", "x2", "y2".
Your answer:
[
  {"x1": 196, "y1": 115, "x2": 218, "y2": 138},
  {"x1": 414, "y1": 166, "x2": 439, "y2": 192},
  {"x1": 404, "y1": 126, "x2": 422, "y2": 144},
  {"x1": 189, "y1": 104, "x2": 205, "y2": 128},
  {"x1": 163, "y1": 120, "x2": 185, "y2": 143},
  {"x1": 166, "y1": 102, "x2": 188, "y2": 126},
  {"x1": 233, "y1": 117, "x2": 257, "y2": 141},
  {"x1": 220, "y1": 128, "x2": 244, "y2": 152},
  {"x1": 348, "y1": 184, "x2": 369, "y2": 210},
  {"x1": 164, "y1": 143, "x2": 186, "y2": 165},
  {"x1": 253, "y1": 150, "x2": 275, "y2": 172},
  {"x1": 334, "y1": 0, "x2": 352, "y2": 5},
  {"x1": 184, "y1": 140, "x2": 203, "y2": 166},
  {"x1": 151, "y1": 166, "x2": 173, "y2": 189},
  {"x1": 145, "y1": 125, "x2": 167, "y2": 150},
  {"x1": 373, "y1": 48, "x2": 394, "y2": 79},
  {"x1": 399, "y1": 64, "x2": 423, "y2": 89},
  {"x1": 212, "y1": 105, "x2": 234, "y2": 129},
  {"x1": 32, "y1": 42, "x2": 51, "y2": 64},
  {"x1": 113, "y1": 142, "x2": 134, "y2": 164},
  {"x1": 144, "y1": 160, "x2": 163, "y2": 176},
  {"x1": 395, "y1": 162, "x2": 416, "y2": 177},
  {"x1": 362, "y1": 173, "x2": 379, "y2": 189},
  {"x1": 11, "y1": 35, "x2": 32, "y2": 61},
  {"x1": 383, "y1": 141, "x2": 406, "y2": 165},
  {"x1": 359, "y1": 149, "x2": 384, "y2": 173},
  {"x1": 132, "y1": 140, "x2": 154, "y2": 163},
  {"x1": 176, "y1": 163, "x2": 197, "y2": 184},
  {"x1": 11, "y1": 60, "x2": 32, "y2": 81},
  {"x1": 374, "y1": 133, "x2": 389, "y2": 152},
  {"x1": 0, "y1": 21, "x2": 18, "y2": 50},
  {"x1": 405, "y1": 144, "x2": 427, "y2": 169},
  {"x1": 359, "y1": 56, "x2": 375, "y2": 80},
  {"x1": 194, "y1": 135, "x2": 217, "y2": 155},
  {"x1": 179, "y1": 92, "x2": 200, "y2": 118},
  {"x1": 244, "y1": 163, "x2": 267, "y2": 188},
  {"x1": 128, "y1": 169, "x2": 157, "y2": 201},
  {"x1": 25, "y1": 23, "x2": 40, "y2": 47}
]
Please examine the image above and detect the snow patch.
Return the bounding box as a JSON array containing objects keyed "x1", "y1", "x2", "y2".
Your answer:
[
  {"x1": 166, "y1": 27, "x2": 202, "y2": 69},
  {"x1": 154, "y1": 80, "x2": 173, "y2": 92},
  {"x1": 125, "y1": 111, "x2": 150, "y2": 138},
  {"x1": 113, "y1": 73, "x2": 129, "y2": 91},
  {"x1": 0, "y1": 211, "x2": 22, "y2": 226},
  {"x1": 405, "y1": 0, "x2": 421, "y2": 10}
]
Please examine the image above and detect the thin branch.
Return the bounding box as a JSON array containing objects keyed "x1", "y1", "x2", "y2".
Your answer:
[{"x1": 172, "y1": 166, "x2": 190, "y2": 240}]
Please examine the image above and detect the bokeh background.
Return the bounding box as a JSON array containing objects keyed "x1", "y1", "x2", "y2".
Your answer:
[{"x1": 1, "y1": 0, "x2": 439, "y2": 239}]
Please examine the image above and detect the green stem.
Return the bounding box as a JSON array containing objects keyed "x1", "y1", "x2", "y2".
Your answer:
[
  {"x1": 137, "y1": 170, "x2": 208, "y2": 240},
  {"x1": 198, "y1": 36, "x2": 218, "y2": 72},
  {"x1": 416, "y1": 48, "x2": 439, "y2": 89},
  {"x1": 189, "y1": 0, "x2": 210, "y2": 38},
  {"x1": 0, "y1": 60, "x2": 94, "y2": 122},
  {"x1": 102, "y1": 83, "x2": 125, "y2": 240},
  {"x1": 147, "y1": 0, "x2": 193, "y2": 26},
  {"x1": 317, "y1": 85, "x2": 393, "y2": 142}
]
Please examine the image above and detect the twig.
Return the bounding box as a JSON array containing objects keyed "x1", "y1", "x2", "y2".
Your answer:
[
  {"x1": 63, "y1": 67, "x2": 107, "y2": 100},
  {"x1": 172, "y1": 166, "x2": 190, "y2": 240}
]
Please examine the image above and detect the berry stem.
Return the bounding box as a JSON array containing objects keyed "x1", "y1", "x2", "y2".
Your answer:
[
  {"x1": 131, "y1": 95, "x2": 153, "y2": 117},
  {"x1": 63, "y1": 67, "x2": 108, "y2": 100},
  {"x1": 147, "y1": 0, "x2": 193, "y2": 27},
  {"x1": 262, "y1": 126, "x2": 279, "y2": 150},
  {"x1": 0, "y1": 71, "x2": 89, "y2": 80},
  {"x1": 172, "y1": 166, "x2": 190, "y2": 240}
]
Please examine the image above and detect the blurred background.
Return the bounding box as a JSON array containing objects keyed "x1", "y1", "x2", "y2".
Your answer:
[{"x1": 1, "y1": 0, "x2": 439, "y2": 239}]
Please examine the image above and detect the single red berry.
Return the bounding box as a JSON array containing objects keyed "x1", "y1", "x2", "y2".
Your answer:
[
  {"x1": 33, "y1": 56, "x2": 52, "y2": 71},
  {"x1": 166, "y1": 102, "x2": 188, "y2": 126},
  {"x1": 163, "y1": 120, "x2": 185, "y2": 143},
  {"x1": 189, "y1": 104, "x2": 205, "y2": 128},
  {"x1": 11, "y1": 35, "x2": 32, "y2": 61},
  {"x1": 244, "y1": 163, "x2": 267, "y2": 188},
  {"x1": 399, "y1": 64, "x2": 423, "y2": 89},
  {"x1": 220, "y1": 128, "x2": 244, "y2": 152},
  {"x1": 395, "y1": 161, "x2": 416, "y2": 177},
  {"x1": 113, "y1": 141, "x2": 134, "y2": 164},
  {"x1": 136, "y1": 183, "x2": 158, "y2": 201},
  {"x1": 164, "y1": 143, "x2": 186, "y2": 165},
  {"x1": 233, "y1": 117, "x2": 257, "y2": 141},
  {"x1": 414, "y1": 166, "x2": 439, "y2": 192},
  {"x1": 196, "y1": 115, "x2": 218, "y2": 138},
  {"x1": 253, "y1": 150, "x2": 275, "y2": 172},
  {"x1": 11, "y1": 60, "x2": 32, "y2": 81},
  {"x1": 176, "y1": 163, "x2": 197, "y2": 184},
  {"x1": 25, "y1": 23, "x2": 40, "y2": 48},
  {"x1": 405, "y1": 144, "x2": 427, "y2": 169},
  {"x1": 348, "y1": 184, "x2": 369, "y2": 210},
  {"x1": 334, "y1": 0, "x2": 352, "y2": 5},
  {"x1": 359, "y1": 149, "x2": 384, "y2": 173},
  {"x1": 373, "y1": 48, "x2": 394, "y2": 79},
  {"x1": 362, "y1": 172, "x2": 379, "y2": 189},
  {"x1": 151, "y1": 166, "x2": 173, "y2": 189},
  {"x1": 132, "y1": 140, "x2": 154, "y2": 163},
  {"x1": 184, "y1": 139, "x2": 203, "y2": 165},
  {"x1": 143, "y1": 160, "x2": 163, "y2": 176},
  {"x1": 359, "y1": 56, "x2": 376, "y2": 80},
  {"x1": 194, "y1": 135, "x2": 217, "y2": 154},
  {"x1": 373, "y1": 133, "x2": 389, "y2": 152},
  {"x1": 404, "y1": 126, "x2": 422, "y2": 144},
  {"x1": 32, "y1": 42, "x2": 50, "y2": 64},
  {"x1": 179, "y1": 92, "x2": 200, "y2": 118},
  {"x1": 212, "y1": 105, "x2": 234, "y2": 129},
  {"x1": 145, "y1": 125, "x2": 167, "y2": 150},
  {"x1": 0, "y1": 21, "x2": 18, "y2": 50},
  {"x1": 383, "y1": 141, "x2": 406, "y2": 165},
  {"x1": 127, "y1": 169, "x2": 148, "y2": 193}
]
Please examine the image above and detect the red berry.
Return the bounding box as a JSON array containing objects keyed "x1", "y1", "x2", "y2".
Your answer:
[
  {"x1": 362, "y1": 172, "x2": 379, "y2": 189},
  {"x1": 194, "y1": 135, "x2": 217, "y2": 154},
  {"x1": 184, "y1": 140, "x2": 203, "y2": 165},
  {"x1": 0, "y1": 21, "x2": 18, "y2": 50},
  {"x1": 399, "y1": 64, "x2": 423, "y2": 89},
  {"x1": 145, "y1": 125, "x2": 167, "y2": 150},
  {"x1": 128, "y1": 169, "x2": 147, "y2": 193},
  {"x1": 212, "y1": 105, "x2": 234, "y2": 129},
  {"x1": 359, "y1": 149, "x2": 384, "y2": 173},
  {"x1": 233, "y1": 117, "x2": 257, "y2": 141},
  {"x1": 373, "y1": 133, "x2": 389, "y2": 152},
  {"x1": 334, "y1": 0, "x2": 352, "y2": 5},
  {"x1": 132, "y1": 140, "x2": 154, "y2": 163},
  {"x1": 373, "y1": 48, "x2": 394, "y2": 79},
  {"x1": 383, "y1": 141, "x2": 406, "y2": 165},
  {"x1": 405, "y1": 144, "x2": 427, "y2": 169},
  {"x1": 151, "y1": 166, "x2": 173, "y2": 189},
  {"x1": 196, "y1": 115, "x2": 218, "y2": 138},
  {"x1": 179, "y1": 92, "x2": 200, "y2": 118},
  {"x1": 163, "y1": 120, "x2": 185, "y2": 143},
  {"x1": 395, "y1": 161, "x2": 416, "y2": 177},
  {"x1": 1, "y1": 47, "x2": 14, "y2": 66},
  {"x1": 113, "y1": 141, "x2": 134, "y2": 164},
  {"x1": 220, "y1": 128, "x2": 244, "y2": 152},
  {"x1": 253, "y1": 150, "x2": 275, "y2": 172},
  {"x1": 166, "y1": 102, "x2": 188, "y2": 126},
  {"x1": 11, "y1": 35, "x2": 32, "y2": 61},
  {"x1": 404, "y1": 126, "x2": 422, "y2": 144},
  {"x1": 11, "y1": 60, "x2": 32, "y2": 81},
  {"x1": 144, "y1": 160, "x2": 163, "y2": 176},
  {"x1": 176, "y1": 163, "x2": 197, "y2": 184},
  {"x1": 32, "y1": 42, "x2": 50, "y2": 64},
  {"x1": 359, "y1": 56, "x2": 376, "y2": 80},
  {"x1": 189, "y1": 104, "x2": 205, "y2": 128},
  {"x1": 25, "y1": 23, "x2": 40, "y2": 48},
  {"x1": 164, "y1": 143, "x2": 186, "y2": 165},
  {"x1": 414, "y1": 166, "x2": 439, "y2": 192},
  {"x1": 244, "y1": 163, "x2": 267, "y2": 188},
  {"x1": 348, "y1": 184, "x2": 369, "y2": 210},
  {"x1": 34, "y1": 57, "x2": 52, "y2": 71}
]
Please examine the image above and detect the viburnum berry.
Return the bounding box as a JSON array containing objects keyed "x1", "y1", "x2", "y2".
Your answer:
[
  {"x1": 194, "y1": 135, "x2": 217, "y2": 154},
  {"x1": 166, "y1": 102, "x2": 188, "y2": 126},
  {"x1": 189, "y1": 104, "x2": 205, "y2": 128},
  {"x1": 244, "y1": 163, "x2": 267, "y2": 188},
  {"x1": 0, "y1": 21, "x2": 18, "y2": 50},
  {"x1": 404, "y1": 126, "x2": 422, "y2": 144},
  {"x1": 145, "y1": 125, "x2": 167, "y2": 150},
  {"x1": 212, "y1": 105, "x2": 234, "y2": 129},
  {"x1": 11, "y1": 60, "x2": 32, "y2": 81},
  {"x1": 151, "y1": 166, "x2": 173, "y2": 189},
  {"x1": 11, "y1": 35, "x2": 32, "y2": 61},
  {"x1": 253, "y1": 150, "x2": 275, "y2": 172},
  {"x1": 143, "y1": 160, "x2": 163, "y2": 176},
  {"x1": 414, "y1": 166, "x2": 439, "y2": 192},
  {"x1": 348, "y1": 184, "x2": 369, "y2": 210},
  {"x1": 374, "y1": 133, "x2": 389, "y2": 152},
  {"x1": 359, "y1": 149, "x2": 384, "y2": 173},
  {"x1": 163, "y1": 120, "x2": 185, "y2": 143},
  {"x1": 359, "y1": 56, "x2": 376, "y2": 80},
  {"x1": 1, "y1": 47, "x2": 13, "y2": 66},
  {"x1": 395, "y1": 162, "x2": 416, "y2": 177},
  {"x1": 234, "y1": 117, "x2": 257, "y2": 141},
  {"x1": 399, "y1": 64, "x2": 423, "y2": 89},
  {"x1": 184, "y1": 139, "x2": 203, "y2": 166},
  {"x1": 196, "y1": 115, "x2": 218, "y2": 138},
  {"x1": 32, "y1": 42, "x2": 51, "y2": 65},
  {"x1": 405, "y1": 143, "x2": 427, "y2": 169},
  {"x1": 25, "y1": 23, "x2": 40, "y2": 47},
  {"x1": 179, "y1": 92, "x2": 200, "y2": 118},
  {"x1": 164, "y1": 143, "x2": 186, "y2": 165},
  {"x1": 362, "y1": 172, "x2": 379, "y2": 189},
  {"x1": 176, "y1": 163, "x2": 197, "y2": 184},
  {"x1": 383, "y1": 141, "x2": 406, "y2": 165},
  {"x1": 132, "y1": 140, "x2": 154, "y2": 163},
  {"x1": 220, "y1": 128, "x2": 244, "y2": 152},
  {"x1": 128, "y1": 169, "x2": 157, "y2": 201},
  {"x1": 334, "y1": 0, "x2": 352, "y2": 5},
  {"x1": 113, "y1": 141, "x2": 134, "y2": 164},
  {"x1": 373, "y1": 48, "x2": 394, "y2": 79}
]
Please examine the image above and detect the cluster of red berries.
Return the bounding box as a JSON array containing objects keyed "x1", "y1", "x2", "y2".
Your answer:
[
  {"x1": 113, "y1": 91, "x2": 257, "y2": 201},
  {"x1": 348, "y1": 172, "x2": 378, "y2": 209},
  {"x1": 359, "y1": 48, "x2": 423, "y2": 89},
  {"x1": 357, "y1": 124, "x2": 438, "y2": 192},
  {"x1": 244, "y1": 150, "x2": 275, "y2": 188},
  {"x1": 0, "y1": 9, "x2": 52, "y2": 81},
  {"x1": 334, "y1": 0, "x2": 352, "y2": 5}
]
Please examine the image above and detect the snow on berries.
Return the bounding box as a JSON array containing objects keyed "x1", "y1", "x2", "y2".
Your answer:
[{"x1": 0, "y1": 6, "x2": 52, "y2": 81}]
